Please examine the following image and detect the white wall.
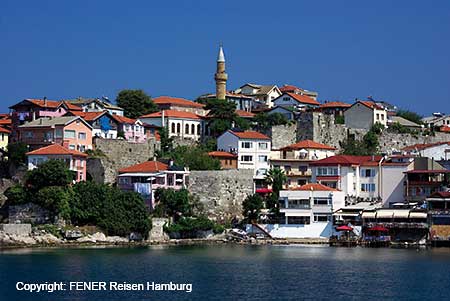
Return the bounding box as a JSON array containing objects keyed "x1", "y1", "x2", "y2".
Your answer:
[
  {"x1": 421, "y1": 144, "x2": 450, "y2": 161},
  {"x1": 247, "y1": 223, "x2": 333, "y2": 238},
  {"x1": 381, "y1": 165, "x2": 409, "y2": 207},
  {"x1": 273, "y1": 94, "x2": 301, "y2": 108}
]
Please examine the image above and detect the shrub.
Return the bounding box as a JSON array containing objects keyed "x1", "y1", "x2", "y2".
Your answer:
[
  {"x1": 4, "y1": 184, "x2": 29, "y2": 205},
  {"x1": 35, "y1": 186, "x2": 72, "y2": 220},
  {"x1": 7, "y1": 142, "x2": 28, "y2": 165},
  {"x1": 26, "y1": 160, "x2": 74, "y2": 191},
  {"x1": 164, "y1": 216, "x2": 218, "y2": 238}
]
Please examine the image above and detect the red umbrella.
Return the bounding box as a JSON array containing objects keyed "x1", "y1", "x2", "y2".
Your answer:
[
  {"x1": 368, "y1": 225, "x2": 389, "y2": 232},
  {"x1": 336, "y1": 225, "x2": 353, "y2": 231}
]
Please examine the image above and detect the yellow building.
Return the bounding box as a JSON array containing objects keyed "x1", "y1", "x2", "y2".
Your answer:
[{"x1": 0, "y1": 127, "x2": 10, "y2": 150}]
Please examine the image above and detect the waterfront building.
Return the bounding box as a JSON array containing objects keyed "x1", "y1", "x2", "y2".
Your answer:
[
  {"x1": 270, "y1": 140, "x2": 336, "y2": 189},
  {"x1": 208, "y1": 151, "x2": 238, "y2": 169},
  {"x1": 216, "y1": 130, "x2": 271, "y2": 182},
  {"x1": 249, "y1": 183, "x2": 345, "y2": 239},
  {"x1": 310, "y1": 155, "x2": 383, "y2": 205},
  {"x1": 140, "y1": 110, "x2": 204, "y2": 141},
  {"x1": 152, "y1": 96, "x2": 208, "y2": 116},
  {"x1": 117, "y1": 160, "x2": 189, "y2": 207},
  {"x1": 405, "y1": 169, "x2": 450, "y2": 203},
  {"x1": 26, "y1": 144, "x2": 88, "y2": 182},
  {"x1": 344, "y1": 100, "x2": 387, "y2": 130},
  {"x1": 18, "y1": 116, "x2": 93, "y2": 151},
  {"x1": 272, "y1": 92, "x2": 320, "y2": 110},
  {"x1": 426, "y1": 191, "x2": 450, "y2": 245},
  {"x1": 361, "y1": 208, "x2": 428, "y2": 243}
]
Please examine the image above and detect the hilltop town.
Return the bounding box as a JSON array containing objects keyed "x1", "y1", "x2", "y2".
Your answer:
[{"x1": 1, "y1": 46, "x2": 450, "y2": 247}]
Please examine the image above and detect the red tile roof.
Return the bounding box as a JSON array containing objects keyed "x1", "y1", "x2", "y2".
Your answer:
[
  {"x1": 229, "y1": 130, "x2": 270, "y2": 140},
  {"x1": 402, "y1": 141, "x2": 450, "y2": 152},
  {"x1": 26, "y1": 144, "x2": 87, "y2": 157},
  {"x1": 27, "y1": 99, "x2": 61, "y2": 109},
  {"x1": 310, "y1": 155, "x2": 383, "y2": 166},
  {"x1": 119, "y1": 161, "x2": 168, "y2": 173},
  {"x1": 208, "y1": 151, "x2": 237, "y2": 158},
  {"x1": 0, "y1": 119, "x2": 12, "y2": 125},
  {"x1": 62, "y1": 101, "x2": 82, "y2": 111},
  {"x1": 291, "y1": 183, "x2": 338, "y2": 191},
  {"x1": 0, "y1": 126, "x2": 10, "y2": 134},
  {"x1": 279, "y1": 85, "x2": 305, "y2": 93},
  {"x1": 153, "y1": 96, "x2": 205, "y2": 108},
  {"x1": 440, "y1": 126, "x2": 450, "y2": 133},
  {"x1": 357, "y1": 101, "x2": 384, "y2": 110},
  {"x1": 280, "y1": 140, "x2": 336, "y2": 151},
  {"x1": 319, "y1": 101, "x2": 351, "y2": 109},
  {"x1": 70, "y1": 111, "x2": 107, "y2": 121},
  {"x1": 140, "y1": 110, "x2": 202, "y2": 120},
  {"x1": 285, "y1": 92, "x2": 320, "y2": 106},
  {"x1": 429, "y1": 191, "x2": 450, "y2": 198},
  {"x1": 111, "y1": 115, "x2": 137, "y2": 124},
  {"x1": 235, "y1": 110, "x2": 255, "y2": 118}
]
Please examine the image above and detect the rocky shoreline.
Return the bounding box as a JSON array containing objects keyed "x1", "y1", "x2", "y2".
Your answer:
[{"x1": 0, "y1": 231, "x2": 329, "y2": 249}]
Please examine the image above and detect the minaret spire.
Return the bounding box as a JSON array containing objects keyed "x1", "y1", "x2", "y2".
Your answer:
[{"x1": 215, "y1": 44, "x2": 228, "y2": 100}]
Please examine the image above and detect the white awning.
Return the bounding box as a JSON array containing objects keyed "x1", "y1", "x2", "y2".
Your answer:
[
  {"x1": 361, "y1": 211, "x2": 376, "y2": 218},
  {"x1": 409, "y1": 212, "x2": 427, "y2": 219},
  {"x1": 376, "y1": 210, "x2": 394, "y2": 219},
  {"x1": 392, "y1": 210, "x2": 410, "y2": 219}
]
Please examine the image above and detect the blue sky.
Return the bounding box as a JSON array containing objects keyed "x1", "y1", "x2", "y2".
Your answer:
[{"x1": 1, "y1": 0, "x2": 449, "y2": 115}]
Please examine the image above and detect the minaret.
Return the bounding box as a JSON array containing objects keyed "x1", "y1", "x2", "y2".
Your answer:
[{"x1": 214, "y1": 45, "x2": 228, "y2": 100}]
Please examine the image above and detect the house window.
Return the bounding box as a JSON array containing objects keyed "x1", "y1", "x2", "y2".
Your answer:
[
  {"x1": 25, "y1": 131, "x2": 33, "y2": 138},
  {"x1": 258, "y1": 142, "x2": 268, "y2": 150},
  {"x1": 258, "y1": 155, "x2": 268, "y2": 163},
  {"x1": 55, "y1": 129, "x2": 63, "y2": 138},
  {"x1": 191, "y1": 124, "x2": 195, "y2": 135},
  {"x1": 241, "y1": 142, "x2": 253, "y2": 149},
  {"x1": 314, "y1": 214, "x2": 332, "y2": 222},
  {"x1": 171, "y1": 123, "x2": 175, "y2": 133},
  {"x1": 299, "y1": 165, "x2": 308, "y2": 172},
  {"x1": 284, "y1": 165, "x2": 291, "y2": 172},
  {"x1": 78, "y1": 132, "x2": 86, "y2": 140},
  {"x1": 287, "y1": 216, "x2": 310, "y2": 225},
  {"x1": 283, "y1": 97, "x2": 290, "y2": 101},
  {"x1": 361, "y1": 183, "x2": 376, "y2": 192},
  {"x1": 317, "y1": 167, "x2": 338, "y2": 176},
  {"x1": 241, "y1": 155, "x2": 253, "y2": 162},
  {"x1": 376, "y1": 113, "x2": 380, "y2": 120},
  {"x1": 64, "y1": 130, "x2": 76, "y2": 139},
  {"x1": 381, "y1": 114, "x2": 385, "y2": 121},
  {"x1": 185, "y1": 124, "x2": 189, "y2": 134},
  {"x1": 177, "y1": 123, "x2": 181, "y2": 134},
  {"x1": 197, "y1": 124, "x2": 201, "y2": 135},
  {"x1": 360, "y1": 168, "x2": 376, "y2": 177},
  {"x1": 314, "y1": 197, "x2": 332, "y2": 206},
  {"x1": 69, "y1": 144, "x2": 75, "y2": 150},
  {"x1": 0, "y1": 133, "x2": 3, "y2": 141}
]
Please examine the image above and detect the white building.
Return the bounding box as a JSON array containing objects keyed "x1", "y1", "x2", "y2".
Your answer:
[
  {"x1": 140, "y1": 109, "x2": 204, "y2": 141},
  {"x1": 248, "y1": 183, "x2": 345, "y2": 239},
  {"x1": 380, "y1": 155, "x2": 415, "y2": 207},
  {"x1": 68, "y1": 98, "x2": 124, "y2": 116},
  {"x1": 234, "y1": 83, "x2": 282, "y2": 108},
  {"x1": 344, "y1": 101, "x2": 387, "y2": 130},
  {"x1": 217, "y1": 130, "x2": 271, "y2": 179},
  {"x1": 270, "y1": 140, "x2": 336, "y2": 188},
  {"x1": 310, "y1": 155, "x2": 384, "y2": 204},
  {"x1": 272, "y1": 92, "x2": 320, "y2": 110},
  {"x1": 402, "y1": 142, "x2": 450, "y2": 161}
]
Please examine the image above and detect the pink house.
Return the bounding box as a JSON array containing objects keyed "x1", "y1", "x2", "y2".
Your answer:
[
  {"x1": 111, "y1": 115, "x2": 146, "y2": 143},
  {"x1": 18, "y1": 116, "x2": 93, "y2": 151},
  {"x1": 9, "y1": 99, "x2": 82, "y2": 141},
  {"x1": 26, "y1": 144, "x2": 88, "y2": 182},
  {"x1": 117, "y1": 160, "x2": 189, "y2": 207}
]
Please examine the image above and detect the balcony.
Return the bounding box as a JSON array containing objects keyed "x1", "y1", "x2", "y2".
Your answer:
[{"x1": 286, "y1": 170, "x2": 311, "y2": 177}]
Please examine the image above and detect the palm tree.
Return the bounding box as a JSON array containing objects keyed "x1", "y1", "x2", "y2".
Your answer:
[{"x1": 265, "y1": 167, "x2": 287, "y2": 197}]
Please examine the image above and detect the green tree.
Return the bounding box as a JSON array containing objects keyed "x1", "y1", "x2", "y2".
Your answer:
[
  {"x1": 242, "y1": 194, "x2": 264, "y2": 222},
  {"x1": 116, "y1": 89, "x2": 158, "y2": 119},
  {"x1": 26, "y1": 160, "x2": 73, "y2": 191},
  {"x1": 254, "y1": 112, "x2": 288, "y2": 132},
  {"x1": 7, "y1": 142, "x2": 28, "y2": 165},
  {"x1": 4, "y1": 184, "x2": 29, "y2": 205},
  {"x1": 158, "y1": 127, "x2": 174, "y2": 156},
  {"x1": 396, "y1": 109, "x2": 423, "y2": 125},
  {"x1": 204, "y1": 98, "x2": 243, "y2": 136},
  {"x1": 153, "y1": 188, "x2": 193, "y2": 219},
  {"x1": 35, "y1": 186, "x2": 72, "y2": 219},
  {"x1": 167, "y1": 145, "x2": 221, "y2": 170}
]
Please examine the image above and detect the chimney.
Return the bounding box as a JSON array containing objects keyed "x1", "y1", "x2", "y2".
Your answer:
[
  {"x1": 161, "y1": 110, "x2": 165, "y2": 127},
  {"x1": 43, "y1": 96, "x2": 47, "y2": 107},
  {"x1": 169, "y1": 159, "x2": 174, "y2": 167}
]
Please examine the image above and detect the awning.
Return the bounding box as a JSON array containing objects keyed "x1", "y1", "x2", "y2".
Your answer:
[
  {"x1": 368, "y1": 225, "x2": 389, "y2": 232},
  {"x1": 361, "y1": 211, "x2": 376, "y2": 219},
  {"x1": 376, "y1": 210, "x2": 394, "y2": 218},
  {"x1": 336, "y1": 225, "x2": 353, "y2": 231},
  {"x1": 392, "y1": 210, "x2": 410, "y2": 219},
  {"x1": 409, "y1": 212, "x2": 427, "y2": 219},
  {"x1": 256, "y1": 188, "x2": 273, "y2": 194}
]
